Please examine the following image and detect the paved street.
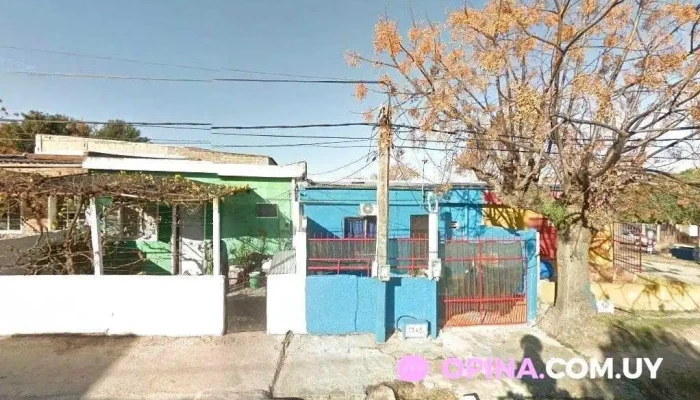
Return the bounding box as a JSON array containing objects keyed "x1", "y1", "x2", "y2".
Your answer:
[
  {"x1": 2, "y1": 322, "x2": 698, "y2": 399},
  {"x1": 0, "y1": 327, "x2": 589, "y2": 400}
]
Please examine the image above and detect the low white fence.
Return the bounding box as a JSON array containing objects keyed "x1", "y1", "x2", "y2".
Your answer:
[
  {"x1": 266, "y1": 234, "x2": 307, "y2": 335},
  {"x1": 0, "y1": 275, "x2": 225, "y2": 336}
]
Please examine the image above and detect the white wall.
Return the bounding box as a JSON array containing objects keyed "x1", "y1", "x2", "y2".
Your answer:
[
  {"x1": 267, "y1": 275, "x2": 306, "y2": 334},
  {"x1": 0, "y1": 275, "x2": 225, "y2": 336}
]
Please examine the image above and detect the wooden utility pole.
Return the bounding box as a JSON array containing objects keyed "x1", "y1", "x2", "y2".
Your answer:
[
  {"x1": 373, "y1": 100, "x2": 392, "y2": 343},
  {"x1": 375, "y1": 103, "x2": 391, "y2": 278}
]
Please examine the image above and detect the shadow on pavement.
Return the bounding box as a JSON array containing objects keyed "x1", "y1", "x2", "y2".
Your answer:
[
  {"x1": 226, "y1": 291, "x2": 267, "y2": 333},
  {"x1": 0, "y1": 334, "x2": 137, "y2": 399},
  {"x1": 498, "y1": 324, "x2": 700, "y2": 400}
]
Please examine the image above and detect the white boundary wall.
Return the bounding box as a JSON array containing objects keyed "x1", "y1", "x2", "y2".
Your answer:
[
  {"x1": 266, "y1": 231, "x2": 308, "y2": 335},
  {"x1": 267, "y1": 275, "x2": 306, "y2": 334},
  {"x1": 0, "y1": 275, "x2": 225, "y2": 336}
]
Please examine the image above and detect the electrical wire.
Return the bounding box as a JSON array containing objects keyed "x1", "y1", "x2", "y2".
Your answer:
[
  {"x1": 8, "y1": 71, "x2": 211, "y2": 82},
  {"x1": 309, "y1": 152, "x2": 376, "y2": 176},
  {"x1": 212, "y1": 122, "x2": 374, "y2": 130},
  {"x1": 7, "y1": 70, "x2": 382, "y2": 84},
  {"x1": 0, "y1": 117, "x2": 209, "y2": 126},
  {"x1": 0, "y1": 44, "x2": 370, "y2": 81},
  {"x1": 213, "y1": 138, "x2": 369, "y2": 148}
]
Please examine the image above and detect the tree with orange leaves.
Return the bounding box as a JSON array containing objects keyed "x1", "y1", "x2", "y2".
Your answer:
[{"x1": 349, "y1": 0, "x2": 700, "y2": 323}]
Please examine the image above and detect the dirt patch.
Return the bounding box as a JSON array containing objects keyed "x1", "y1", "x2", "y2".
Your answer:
[{"x1": 226, "y1": 287, "x2": 267, "y2": 333}]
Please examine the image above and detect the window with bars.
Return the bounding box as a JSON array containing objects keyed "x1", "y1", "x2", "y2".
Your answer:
[
  {"x1": 56, "y1": 196, "x2": 86, "y2": 230},
  {"x1": 0, "y1": 197, "x2": 21, "y2": 232}
]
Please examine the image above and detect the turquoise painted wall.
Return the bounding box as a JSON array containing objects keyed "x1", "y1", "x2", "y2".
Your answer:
[
  {"x1": 306, "y1": 275, "x2": 438, "y2": 338},
  {"x1": 300, "y1": 186, "x2": 484, "y2": 239}
]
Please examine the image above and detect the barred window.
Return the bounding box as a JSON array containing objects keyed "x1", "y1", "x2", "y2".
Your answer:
[{"x1": 0, "y1": 197, "x2": 21, "y2": 232}]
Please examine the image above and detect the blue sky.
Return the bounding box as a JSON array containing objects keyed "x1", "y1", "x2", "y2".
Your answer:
[{"x1": 0, "y1": 0, "x2": 470, "y2": 178}]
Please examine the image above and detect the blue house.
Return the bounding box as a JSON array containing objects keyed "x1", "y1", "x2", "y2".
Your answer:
[
  {"x1": 299, "y1": 181, "x2": 538, "y2": 341},
  {"x1": 300, "y1": 181, "x2": 486, "y2": 240}
]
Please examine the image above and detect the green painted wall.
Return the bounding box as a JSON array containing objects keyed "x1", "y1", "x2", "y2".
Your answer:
[
  {"x1": 188, "y1": 175, "x2": 294, "y2": 265},
  {"x1": 97, "y1": 171, "x2": 293, "y2": 274}
]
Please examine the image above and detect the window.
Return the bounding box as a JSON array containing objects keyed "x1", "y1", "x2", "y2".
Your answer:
[
  {"x1": 344, "y1": 216, "x2": 377, "y2": 238},
  {"x1": 56, "y1": 196, "x2": 85, "y2": 230},
  {"x1": 0, "y1": 197, "x2": 21, "y2": 232},
  {"x1": 410, "y1": 215, "x2": 429, "y2": 238},
  {"x1": 256, "y1": 203, "x2": 278, "y2": 218},
  {"x1": 104, "y1": 203, "x2": 158, "y2": 241}
]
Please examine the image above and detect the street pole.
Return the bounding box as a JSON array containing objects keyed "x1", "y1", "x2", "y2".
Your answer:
[
  {"x1": 374, "y1": 100, "x2": 392, "y2": 343},
  {"x1": 375, "y1": 104, "x2": 391, "y2": 275}
]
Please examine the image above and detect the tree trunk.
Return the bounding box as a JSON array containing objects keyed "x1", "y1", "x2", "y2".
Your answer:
[{"x1": 552, "y1": 222, "x2": 594, "y2": 320}]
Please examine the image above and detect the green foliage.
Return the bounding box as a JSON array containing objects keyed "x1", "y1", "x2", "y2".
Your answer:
[
  {"x1": 621, "y1": 168, "x2": 700, "y2": 224},
  {"x1": 0, "y1": 113, "x2": 148, "y2": 154},
  {"x1": 0, "y1": 111, "x2": 92, "y2": 153},
  {"x1": 91, "y1": 120, "x2": 149, "y2": 143},
  {"x1": 540, "y1": 199, "x2": 568, "y2": 228}
]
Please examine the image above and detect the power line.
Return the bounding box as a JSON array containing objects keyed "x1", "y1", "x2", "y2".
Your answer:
[
  {"x1": 215, "y1": 78, "x2": 382, "y2": 84},
  {"x1": 309, "y1": 153, "x2": 376, "y2": 176},
  {"x1": 212, "y1": 122, "x2": 374, "y2": 130},
  {"x1": 327, "y1": 157, "x2": 377, "y2": 183},
  {"x1": 0, "y1": 44, "x2": 366, "y2": 81},
  {"x1": 0, "y1": 117, "x2": 209, "y2": 127},
  {"x1": 7, "y1": 70, "x2": 382, "y2": 84},
  {"x1": 8, "y1": 71, "x2": 210, "y2": 82},
  {"x1": 213, "y1": 138, "x2": 369, "y2": 148}
]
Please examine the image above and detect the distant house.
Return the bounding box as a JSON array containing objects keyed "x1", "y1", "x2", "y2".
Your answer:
[
  {"x1": 1, "y1": 135, "x2": 306, "y2": 276},
  {"x1": 0, "y1": 153, "x2": 85, "y2": 239}
]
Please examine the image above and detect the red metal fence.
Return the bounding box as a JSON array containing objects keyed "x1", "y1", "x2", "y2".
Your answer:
[
  {"x1": 307, "y1": 236, "x2": 430, "y2": 275},
  {"x1": 392, "y1": 236, "x2": 429, "y2": 274},
  {"x1": 307, "y1": 237, "x2": 375, "y2": 275},
  {"x1": 440, "y1": 238, "x2": 527, "y2": 326}
]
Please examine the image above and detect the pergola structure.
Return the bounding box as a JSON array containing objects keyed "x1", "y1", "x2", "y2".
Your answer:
[{"x1": 0, "y1": 170, "x2": 248, "y2": 275}]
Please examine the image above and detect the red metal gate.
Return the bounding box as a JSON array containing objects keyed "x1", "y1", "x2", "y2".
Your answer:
[
  {"x1": 612, "y1": 223, "x2": 643, "y2": 273},
  {"x1": 440, "y1": 238, "x2": 528, "y2": 326}
]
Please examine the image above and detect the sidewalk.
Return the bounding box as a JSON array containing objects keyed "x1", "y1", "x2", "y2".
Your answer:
[
  {"x1": 2, "y1": 325, "x2": 679, "y2": 399},
  {"x1": 0, "y1": 333, "x2": 283, "y2": 400}
]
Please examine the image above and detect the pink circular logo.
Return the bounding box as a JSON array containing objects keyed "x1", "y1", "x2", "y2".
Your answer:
[{"x1": 397, "y1": 355, "x2": 430, "y2": 382}]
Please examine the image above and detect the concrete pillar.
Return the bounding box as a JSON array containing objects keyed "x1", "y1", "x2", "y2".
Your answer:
[
  {"x1": 212, "y1": 198, "x2": 221, "y2": 276},
  {"x1": 295, "y1": 230, "x2": 307, "y2": 277},
  {"x1": 293, "y1": 230, "x2": 308, "y2": 334},
  {"x1": 47, "y1": 196, "x2": 57, "y2": 231},
  {"x1": 428, "y1": 211, "x2": 439, "y2": 279},
  {"x1": 171, "y1": 205, "x2": 179, "y2": 275},
  {"x1": 291, "y1": 179, "x2": 301, "y2": 234},
  {"x1": 88, "y1": 197, "x2": 103, "y2": 275}
]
